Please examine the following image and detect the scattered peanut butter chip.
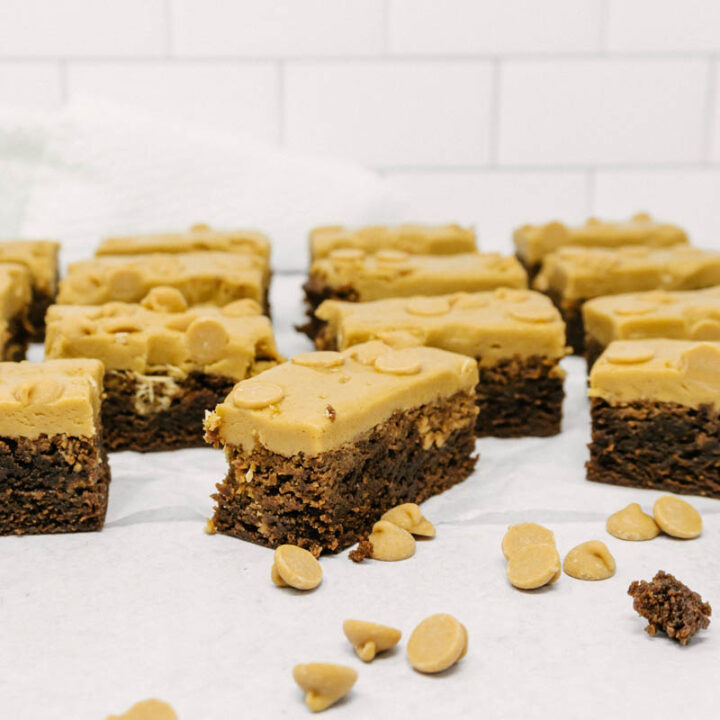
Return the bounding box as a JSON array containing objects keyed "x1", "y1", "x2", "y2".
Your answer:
[
  {"x1": 563, "y1": 541, "x2": 616, "y2": 581},
  {"x1": 381, "y1": 503, "x2": 435, "y2": 538},
  {"x1": 293, "y1": 663, "x2": 357, "y2": 713},
  {"x1": 329, "y1": 248, "x2": 364, "y2": 262},
  {"x1": 204, "y1": 518, "x2": 217, "y2": 535},
  {"x1": 232, "y1": 382, "x2": 284, "y2": 409},
  {"x1": 272, "y1": 544, "x2": 322, "y2": 590},
  {"x1": 13, "y1": 377, "x2": 64, "y2": 405},
  {"x1": 653, "y1": 496, "x2": 702, "y2": 539},
  {"x1": 607, "y1": 503, "x2": 660, "y2": 541},
  {"x1": 605, "y1": 343, "x2": 655, "y2": 365},
  {"x1": 506, "y1": 544, "x2": 561, "y2": 590},
  {"x1": 343, "y1": 619, "x2": 402, "y2": 662},
  {"x1": 612, "y1": 301, "x2": 658, "y2": 317},
  {"x1": 501, "y1": 522, "x2": 555, "y2": 561},
  {"x1": 375, "y1": 249, "x2": 409, "y2": 263},
  {"x1": 405, "y1": 297, "x2": 451, "y2": 317},
  {"x1": 108, "y1": 267, "x2": 144, "y2": 300},
  {"x1": 407, "y1": 614, "x2": 468, "y2": 674},
  {"x1": 508, "y1": 306, "x2": 556, "y2": 324},
  {"x1": 367, "y1": 520, "x2": 416, "y2": 561},
  {"x1": 374, "y1": 350, "x2": 422, "y2": 376},
  {"x1": 140, "y1": 286, "x2": 188, "y2": 313},
  {"x1": 186, "y1": 317, "x2": 230, "y2": 363},
  {"x1": 105, "y1": 699, "x2": 177, "y2": 720},
  {"x1": 221, "y1": 298, "x2": 262, "y2": 317},
  {"x1": 292, "y1": 351, "x2": 345, "y2": 369}
]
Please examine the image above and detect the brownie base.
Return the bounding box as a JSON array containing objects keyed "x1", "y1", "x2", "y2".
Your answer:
[
  {"x1": 545, "y1": 288, "x2": 585, "y2": 354},
  {"x1": 206, "y1": 390, "x2": 479, "y2": 555},
  {"x1": 584, "y1": 334, "x2": 606, "y2": 372},
  {"x1": 28, "y1": 287, "x2": 55, "y2": 342},
  {"x1": 0, "y1": 432, "x2": 110, "y2": 534},
  {"x1": 103, "y1": 370, "x2": 237, "y2": 452},
  {"x1": 516, "y1": 254, "x2": 541, "y2": 283},
  {"x1": 297, "y1": 274, "x2": 359, "y2": 340},
  {"x1": 2, "y1": 311, "x2": 31, "y2": 361},
  {"x1": 587, "y1": 398, "x2": 720, "y2": 498}
]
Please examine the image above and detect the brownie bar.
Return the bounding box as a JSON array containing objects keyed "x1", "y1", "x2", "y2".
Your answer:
[
  {"x1": 1, "y1": 312, "x2": 31, "y2": 361},
  {"x1": 546, "y1": 288, "x2": 585, "y2": 354},
  {"x1": 28, "y1": 285, "x2": 56, "y2": 342},
  {"x1": 298, "y1": 276, "x2": 358, "y2": 340},
  {"x1": 207, "y1": 391, "x2": 477, "y2": 556},
  {"x1": 584, "y1": 335, "x2": 606, "y2": 373}
]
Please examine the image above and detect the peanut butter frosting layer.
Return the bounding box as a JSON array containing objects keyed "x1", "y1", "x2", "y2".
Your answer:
[
  {"x1": 514, "y1": 213, "x2": 687, "y2": 266},
  {"x1": 205, "y1": 341, "x2": 479, "y2": 456},
  {"x1": 0, "y1": 263, "x2": 32, "y2": 322},
  {"x1": 590, "y1": 339, "x2": 720, "y2": 409},
  {"x1": 45, "y1": 292, "x2": 281, "y2": 379},
  {"x1": 534, "y1": 246, "x2": 720, "y2": 301},
  {"x1": 310, "y1": 224, "x2": 476, "y2": 260},
  {"x1": 316, "y1": 289, "x2": 565, "y2": 364},
  {"x1": 98, "y1": 224, "x2": 270, "y2": 261},
  {"x1": 57, "y1": 252, "x2": 267, "y2": 307},
  {"x1": 0, "y1": 240, "x2": 61, "y2": 294},
  {"x1": 584, "y1": 287, "x2": 720, "y2": 347},
  {"x1": 0, "y1": 358, "x2": 104, "y2": 439},
  {"x1": 310, "y1": 251, "x2": 526, "y2": 302}
]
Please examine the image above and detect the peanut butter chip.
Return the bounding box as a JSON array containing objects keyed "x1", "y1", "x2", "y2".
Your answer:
[
  {"x1": 376, "y1": 330, "x2": 424, "y2": 349},
  {"x1": 292, "y1": 351, "x2": 346, "y2": 369},
  {"x1": 607, "y1": 503, "x2": 660, "y2": 541},
  {"x1": 272, "y1": 545, "x2": 322, "y2": 590},
  {"x1": 374, "y1": 350, "x2": 422, "y2": 376},
  {"x1": 509, "y1": 307, "x2": 556, "y2": 324},
  {"x1": 348, "y1": 341, "x2": 389, "y2": 366},
  {"x1": 140, "y1": 286, "x2": 188, "y2": 313},
  {"x1": 690, "y1": 319, "x2": 720, "y2": 340},
  {"x1": 108, "y1": 268, "x2": 144, "y2": 300},
  {"x1": 494, "y1": 288, "x2": 530, "y2": 303},
  {"x1": 405, "y1": 297, "x2": 451, "y2": 317},
  {"x1": 381, "y1": 503, "x2": 436, "y2": 537},
  {"x1": 106, "y1": 699, "x2": 177, "y2": 720},
  {"x1": 501, "y1": 522, "x2": 555, "y2": 560},
  {"x1": 293, "y1": 663, "x2": 357, "y2": 713},
  {"x1": 343, "y1": 619, "x2": 402, "y2": 662},
  {"x1": 563, "y1": 541, "x2": 616, "y2": 581},
  {"x1": 506, "y1": 544, "x2": 561, "y2": 590},
  {"x1": 186, "y1": 317, "x2": 229, "y2": 363},
  {"x1": 653, "y1": 496, "x2": 702, "y2": 539},
  {"x1": 375, "y1": 249, "x2": 409, "y2": 263},
  {"x1": 407, "y1": 614, "x2": 468, "y2": 674},
  {"x1": 232, "y1": 383, "x2": 284, "y2": 409},
  {"x1": 613, "y1": 301, "x2": 658, "y2": 316},
  {"x1": 13, "y1": 377, "x2": 64, "y2": 405},
  {"x1": 368, "y1": 520, "x2": 416, "y2": 561},
  {"x1": 605, "y1": 344, "x2": 655, "y2": 365},
  {"x1": 329, "y1": 248, "x2": 365, "y2": 262},
  {"x1": 221, "y1": 298, "x2": 262, "y2": 317}
]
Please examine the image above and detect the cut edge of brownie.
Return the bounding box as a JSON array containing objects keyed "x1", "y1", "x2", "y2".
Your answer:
[
  {"x1": 206, "y1": 389, "x2": 479, "y2": 556},
  {"x1": 584, "y1": 334, "x2": 606, "y2": 373},
  {"x1": 28, "y1": 285, "x2": 56, "y2": 342},
  {"x1": 545, "y1": 287, "x2": 585, "y2": 354},
  {"x1": 515, "y1": 254, "x2": 541, "y2": 283},
  {"x1": 296, "y1": 274, "x2": 359, "y2": 340},
  {"x1": 1, "y1": 310, "x2": 32, "y2": 361}
]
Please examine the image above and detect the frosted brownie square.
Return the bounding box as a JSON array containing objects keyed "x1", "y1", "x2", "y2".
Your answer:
[
  {"x1": 0, "y1": 240, "x2": 61, "y2": 340},
  {"x1": 587, "y1": 339, "x2": 720, "y2": 498},
  {"x1": 0, "y1": 263, "x2": 32, "y2": 361},
  {"x1": 534, "y1": 246, "x2": 720, "y2": 354},
  {"x1": 315, "y1": 289, "x2": 566, "y2": 437},
  {"x1": 514, "y1": 213, "x2": 687, "y2": 280},
  {"x1": 0, "y1": 359, "x2": 110, "y2": 535},
  {"x1": 45, "y1": 290, "x2": 281, "y2": 452},
  {"x1": 204, "y1": 342, "x2": 479, "y2": 555}
]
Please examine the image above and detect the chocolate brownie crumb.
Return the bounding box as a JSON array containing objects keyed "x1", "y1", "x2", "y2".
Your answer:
[
  {"x1": 325, "y1": 405, "x2": 336, "y2": 422},
  {"x1": 628, "y1": 570, "x2": 711, "y2": 645},
  {"x1": 349, "y1": 539, "x2": 373, "y2": 563}
]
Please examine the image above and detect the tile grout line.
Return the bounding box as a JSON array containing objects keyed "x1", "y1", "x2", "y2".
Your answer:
[
  {"x1": 163, "y1": 0, "x2": 174, "y2": 58},
  {"x1": 585, "y1": 169, "x2": 596, "y2": 216},
  {"x1": 380, "y1": 0, "x2": 391, "y2": 55},
  {"x1": 488, "y1": 58, "x2": 502, "y2": 167},
  {"x1": 277, "y1": 60, "x2": 286, "y2": 147},
  {"x1": 701, "y1": 58, "x2": 717, "y2": 164},
  {"x1": 57, "y1": 59, "x2": 68, "y2": 103}
]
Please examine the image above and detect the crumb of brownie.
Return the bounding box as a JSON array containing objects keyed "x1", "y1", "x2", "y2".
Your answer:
[
  {"x1": 325, "y1": 404, "x2": 336, "y2": 422},
  {"x1": 407, "y1": 614, "x2": 468, "y2": 674},
  {"x1": 628, "y1": 570, "x2": 711, "y2": 645},
  {"x1": 367, "y1": 520, "x2": 416, "y2": 561},
  {"x1": 106, "y1": 698, "x2": 177, "y2": 720},
  {"x1": 349, "y1": 538, "x2": 373, "y2": 563}
]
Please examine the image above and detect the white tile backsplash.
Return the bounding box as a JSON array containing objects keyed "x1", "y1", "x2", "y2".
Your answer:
[{"x1": 0, "y1": 63, "x2": 63, "y2": 108}]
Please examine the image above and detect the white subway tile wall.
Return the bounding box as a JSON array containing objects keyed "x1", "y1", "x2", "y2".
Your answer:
[{"x1": 2, "y1": 0, "x2": 719, "y2": 247}]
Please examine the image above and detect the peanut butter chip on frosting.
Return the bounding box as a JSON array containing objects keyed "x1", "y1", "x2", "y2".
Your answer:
[
  {"x1": 605, "y1": 344, "x2": 655, "y2": 364},
  {"x1": 221, "y1": 298, "x2": 262, "y2": 317},
  {"x1": 14, "y1": 377, "x2": 64, "y2": 404},
  {"x1": 185, "y1": 317, "x2": 229, "y2": 363},
  {"x1": 108, "y1": 267, "x2": 144, "y2": 300},
  {"x1": 613, "y1": 300, "x2": 658, "y2": 316},
  {"x1": 374, "y1": 350, "x2": 422, "y2": 375},
  {"x1": 407, "y1": 614, "x2": 468, "y2": 674},
  {"x1": 329, "y1": 248, "x2": 364, "y2": 262},
  {"x1": 405, "y1": 297, "x2": 451, "y2": 316},
  {"x1": 690, "y1": 319, "x2": 720, "y2": 340},
  {"x1": 140, "y1": 286, "x2": 188, "y2": 313},
  {"x1": 292, "y1": 351, "x2": 346, "y2": 369},
  {"x1": 375, "y1": 249, "x2": 409, "y2": 263},
  {"x1": 232, "y1": 383, "x2": 284, "y2": 409},
  {"x1": 509, "y1": 307, "x2": 556, "y2": 324}
]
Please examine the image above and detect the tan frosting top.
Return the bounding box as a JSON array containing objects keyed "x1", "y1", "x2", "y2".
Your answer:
[
  {"x1": 316, "y1": 289, "x2": 565, "y2": 363},
  {"x1": 534, "y1": 246, "x2": 720, "y2": 301},
  {"x1": 0, "y1": 240, "x2": 61, "y2": 294},
  {"x1": 310, "y1": 224, "x2": 477, "y2": 260},
  {"x1": 45, "y1": 291, "x2": 281, "y2": 379},
  {"x1": 584, "y1": 287, "x2": 720, "y2": 346},
  {"x1": 310, "y1": 251, "x2": 527, "y2": 301},
  {"x1": 98, "y1": 224, "x2": 270, "y2": 261},
  {"x1": 57, "y1": 252, "x2": 267, "y2": 307},
  {"x1": 0, "y1": 263, "x2": 32, "y2": 321},
  {"x1": 590, "y1": 339, "x2": 720, "y2": 408},
  {"x1": 0, "y1": 358, "x2": 104, "y2": 438},
  {"x1": 205, "y1": 341, "x2": 479, "y2": 456},
  {"x1": 514, "y1": 213, "x2": 687, "y2": 266}
]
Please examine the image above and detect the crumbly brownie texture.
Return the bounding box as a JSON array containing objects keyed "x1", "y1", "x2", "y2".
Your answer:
[
  {"x1": 628, "y1": 571, "x2": 711, "y2": 645},
  {"x1": 297, "y1": 277, "x2": 359, "y2": 341},
  {"x1": 0, "y1": 263, "x2": 33, "y2": 360},
  {"x1": 545, "y1": 288, "x2": 586, "y2": 354},
  {"x1": 584, "y1": 335, "x2": 606, "y2": 373},
  {"x1": 514, "y1": 213, "x2": 687, "y2": 280},
  {"x1": 207, "y1": 391, "x2": 477, "y2": 555}
]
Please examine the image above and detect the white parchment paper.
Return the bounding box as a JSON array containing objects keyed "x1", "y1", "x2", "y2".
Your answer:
[{"x1": 1, "y1": 275, "x2": 718, "y2": 719}]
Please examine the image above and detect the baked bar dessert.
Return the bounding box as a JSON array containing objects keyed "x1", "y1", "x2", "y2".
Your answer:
[
  {"x1": 310, "y1": 223, "x2": 476, "y2": 261},
  {"x1": 301, "y1": 250, "x2": 527, "y2": 340},
  {"x1": 534, "y1": 246, "x2": 720, "y2": 353},
  {"x1": 57, "y1": 251, "x2": 270, "y2": 313},
  {"x1": 584, "y1": 287, "x2": 720, "y2": 369},
  {"x1": 0, "y1": 263, "x2": 32, "y2": 361},
  {"x1": 315, "y1": 289, "x2": 566, "y2": 437},
  {"x1": 628, "y1": 571, "x2": 711, "y2": 645},
  {"x1": 0, "y1": 240, "x2": 61, "y2": 339},
  {"x1": 0, "y1": 359, "x2": 110, "y2": 535},
  {"x1": 587, "y1": 339, "x2": 720, "y2": 498},
  {"x1": 204, "y1": 341, "x2": 479, "y2": 555},
  {"x1": 514, "y1": 213, "x2": 687, "y2": 280},
  {"x1": 45, "y1": 289, "x2": 282, "y2": 452}
]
